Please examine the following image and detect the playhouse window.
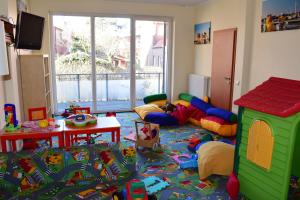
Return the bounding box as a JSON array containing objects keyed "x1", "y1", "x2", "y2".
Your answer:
[{"x1": 247, "y1": 120, "x2": 274, "y2": 170}]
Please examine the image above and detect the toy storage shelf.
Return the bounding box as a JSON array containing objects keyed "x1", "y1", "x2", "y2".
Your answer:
[{"x1": 18, "y1": 55, "x2": 53, "y2": 120}]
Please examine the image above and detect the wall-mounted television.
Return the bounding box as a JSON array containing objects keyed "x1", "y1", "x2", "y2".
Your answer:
[{"x1": 15, "y1": 11, "x2": 45, "y2": 50}]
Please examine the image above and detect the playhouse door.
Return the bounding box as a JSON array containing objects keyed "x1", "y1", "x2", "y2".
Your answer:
[{"x1": 247, "y1": 120, "x2": 274, "y2": 170}]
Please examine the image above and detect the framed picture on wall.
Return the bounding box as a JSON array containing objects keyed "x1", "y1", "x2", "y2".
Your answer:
[
  {"x1": 262, "y1": 0, "x2": 300, "y2": 32},
  {"x1": 194, "y1": 22, "x2": 211, "y2": 45},
  {"x1": 17, "y1": 0, "x2": 30, "y2": 13}
]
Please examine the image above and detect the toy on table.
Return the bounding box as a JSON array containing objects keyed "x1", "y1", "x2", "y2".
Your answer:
[
  {"x1": 22, "y1": 118, "x2": 57, "y2": 129},
  {"x1": 135, "y1": 121, "x2": 160, "y2": 150},
  {"x1": 112, "y1": 179, "x2": 157, "y2": 200},
  {"x1": 65, "y1": 114, "x2": 97, "y2": 127},
  {"x1": 61, "y1": 104, "x2": 80, "y2": 118},
  {"x1": 4, "y1": 104, "x2": 21, "y2": 132}
]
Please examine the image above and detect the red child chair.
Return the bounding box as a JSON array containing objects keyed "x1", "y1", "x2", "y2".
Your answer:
[
  {"x1": 71, "y1": 107, "x2": 92, "y2": 144},
  {"x1": 24, "y1": 107, "x2": 50, "y2": 150},
  {"x1": 28, "y1": 107, "x2": 47, "y2": 121}
]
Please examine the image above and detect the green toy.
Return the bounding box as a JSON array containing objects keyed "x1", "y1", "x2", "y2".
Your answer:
[
  {"x1": 65, "y1": 114, "x2": 97, "y2": 127},
  {"x1": 234, "y1": 77, "x2": 300, "y2": 200},
  {"x1": 178, "y1": 93, "x2": 194, "y2": 102},
  {"x1": 143, "y1": 94, "x2": 167, "y2": 104}
]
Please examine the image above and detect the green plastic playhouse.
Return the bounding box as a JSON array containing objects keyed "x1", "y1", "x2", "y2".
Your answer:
[{"x1": 234, "y1": 77, "x2": 300, "y2": 200}]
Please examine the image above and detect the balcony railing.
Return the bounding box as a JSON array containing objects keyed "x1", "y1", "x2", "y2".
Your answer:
[{"x1": 56, "y1": 72, "x2": 163, "y2": 103}]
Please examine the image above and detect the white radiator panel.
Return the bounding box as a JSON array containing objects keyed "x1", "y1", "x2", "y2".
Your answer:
[{"x1": 189, "y1": 74, "x2": 209, "y2": 99}]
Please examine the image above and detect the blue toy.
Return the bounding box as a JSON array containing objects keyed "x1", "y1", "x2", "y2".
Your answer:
[
  {"x1": 142, "y1": 176, "x2": 169, "y2": 195},
  {"x1": 180, "y1": 154, "x2": 198, "y2": 169}
]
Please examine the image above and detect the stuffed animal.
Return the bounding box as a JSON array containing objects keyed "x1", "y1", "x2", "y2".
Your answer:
[{"x1": 161, "y1": 102, "x2": 176, "y2": 114}]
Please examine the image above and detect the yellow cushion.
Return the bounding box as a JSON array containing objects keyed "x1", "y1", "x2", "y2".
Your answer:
[
  {"x1": 203, "y1": 96, "x2": 209, "y2": 103},
  {"x1": 201, "y1": 118, "x2": 237, "y2": 137},
  {"x1": 147, "y1": 100, "x2": 168, "y2": 107},
  {"x1": 172, "y1": 100, "x2": 190, "y2": 107},
  {"x1": 188, "y1": 118, "x2": 202, "y2": 126},
  {"x1": 197, "y1": 141, "x2": 234, "y2": 180},
  {"x1": 134, "y1": 104, "x2": 164, "y2": 120}
]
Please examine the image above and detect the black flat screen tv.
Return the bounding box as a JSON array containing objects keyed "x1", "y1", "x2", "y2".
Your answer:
[{"x1": 15, "y1": 12, "x2": 45, "y2": 50}]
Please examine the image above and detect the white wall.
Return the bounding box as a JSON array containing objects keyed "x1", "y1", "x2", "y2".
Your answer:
[
  {"x1": 0, "y1": 0, "x2": 22, "y2": 126},
  {"x1": 29, "y1": 0, "x2": 196, "y2": 101},
  {"x1": 248, "y1": 0, "x2": 300, "y2": 89},
  {"x1": 194, "y1": 0, "x2": 249, "y2": 112},
  {"x1": 194, "y1": 0, "x2": 300, "y2": 111},
  {"x1": 0, "y1": 0, "x2": 9, "y2": 127}
]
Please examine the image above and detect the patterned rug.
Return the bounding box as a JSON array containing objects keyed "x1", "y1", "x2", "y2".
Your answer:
[
  {"x1": 0, "y1": 112, "x2": 234, "y2": 200},
  {"x1": 97, "y1": 112, "x2": 232, "y2": 200}
]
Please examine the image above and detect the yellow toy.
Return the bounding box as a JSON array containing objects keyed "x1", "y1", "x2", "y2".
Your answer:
[{"x1": 38, "y1": 120, "x2": 49, "y2": 128}]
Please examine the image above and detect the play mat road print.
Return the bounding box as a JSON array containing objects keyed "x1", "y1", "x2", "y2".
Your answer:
[{"x1": 2, "y1": 112, "x2": 298, "y2": 199}]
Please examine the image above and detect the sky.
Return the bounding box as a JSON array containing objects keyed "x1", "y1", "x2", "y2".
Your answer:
[
  {"x1": 195, "y1": 22, "x2": 210, "y2": 34},
  {"x1": 262, "y1": 0, "x2": 300, "y2": 18}
]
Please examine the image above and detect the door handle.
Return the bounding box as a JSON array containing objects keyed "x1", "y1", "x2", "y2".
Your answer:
[{"x1": 224, "y1": 77, "x2": 231, "y2": 81}]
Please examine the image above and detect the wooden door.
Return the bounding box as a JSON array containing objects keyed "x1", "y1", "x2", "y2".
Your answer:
[{"x1": 211, "y1": 28, "x2": 237, "y2": 111}]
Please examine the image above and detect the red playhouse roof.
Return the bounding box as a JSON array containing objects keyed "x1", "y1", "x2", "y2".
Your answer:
[{"x1": 234, "y1": 77, "x2": 300, "y2": 117}]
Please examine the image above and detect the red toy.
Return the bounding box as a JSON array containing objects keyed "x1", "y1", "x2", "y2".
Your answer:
[
  {"x1": 187, "y1": 137, "x2": 201, "y2": 152},
  {"x1": 226, "y1": 172, "x2": 240, "y2": 200},
  {"x1": 106, "y1": 112, "x2": 116, "y2": 117}
]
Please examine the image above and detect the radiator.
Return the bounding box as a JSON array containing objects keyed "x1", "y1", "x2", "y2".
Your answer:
[{"x1": 189, "y1": 74, "x2": 209, "y2": 99}]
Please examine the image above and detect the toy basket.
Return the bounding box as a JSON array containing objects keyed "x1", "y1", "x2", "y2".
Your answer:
[{"x1": 135, "y1": 120, "x2": 160, "y2": 150}]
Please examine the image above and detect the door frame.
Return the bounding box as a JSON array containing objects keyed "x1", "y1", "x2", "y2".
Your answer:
[{"x1": 49, "y1": 12, "x2": 173, "y2": 114}]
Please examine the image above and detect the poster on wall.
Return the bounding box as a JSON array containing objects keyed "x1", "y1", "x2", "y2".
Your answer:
[
  {"x1": 17, "y1": 0, "x2": 30, "y2": 13},
  {"x1": 194, "y1": 22, "x2": 211, "y2": 45},
  {"x1": 262, "y1": 0, "x2": 300, "y2": 32}
]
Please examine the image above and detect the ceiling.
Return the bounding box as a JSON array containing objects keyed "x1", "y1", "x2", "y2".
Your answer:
[{"x1": 105, "y1": 0, "x2": 209, "y2": 6}]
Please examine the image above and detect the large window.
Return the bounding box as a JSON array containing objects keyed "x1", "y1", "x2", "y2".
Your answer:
[{"x1": 51, "y1": 14, "x2": 172, "y2": 113}]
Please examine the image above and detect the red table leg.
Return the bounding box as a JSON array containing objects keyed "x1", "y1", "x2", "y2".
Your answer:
[
  {"x1": 111, "y1": 131, "x2": 115, "y2": 142},
  {"x1": 65, "y1": 132, "x2": 71, "y2": 147},
  {"x1": 116, "y1": 128, "x2": 120, "y2": 143},
  {"x1": 58, "y1": 134, "x2": 64, "y2": 148},
  {"x1": 12, "y1": 140, "x2": 17, "y2": 151},
  {"x1": 1, "y1": 139, "x2": 7, "y2": 153}
]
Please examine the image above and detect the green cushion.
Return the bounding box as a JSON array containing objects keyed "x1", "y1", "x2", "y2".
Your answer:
[
  {"x1": 143, "y1": 93, "x2": 167, "y2": 104},
  {"x1": 178, "y1": 93, "x2": 194, "y2": 102}
]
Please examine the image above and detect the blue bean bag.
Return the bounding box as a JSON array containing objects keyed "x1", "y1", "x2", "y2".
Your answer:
[
  {"x1": 206, "y1": 107, "x2": 237, "y2": 123},
  {"x1": 144, "y1": 112, "x2": 179, "y2": 126},
  {"x1": 191, "y1": 97, "x2": 213, "y2": 113}
]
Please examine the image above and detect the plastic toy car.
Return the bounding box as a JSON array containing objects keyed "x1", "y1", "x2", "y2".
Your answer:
[
  {"x1": 112, "y1": 179, "x2": 157, "y2": 200},
  {"x1": 180, "y1": 154, "x2": 198, "y2": 169}
]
